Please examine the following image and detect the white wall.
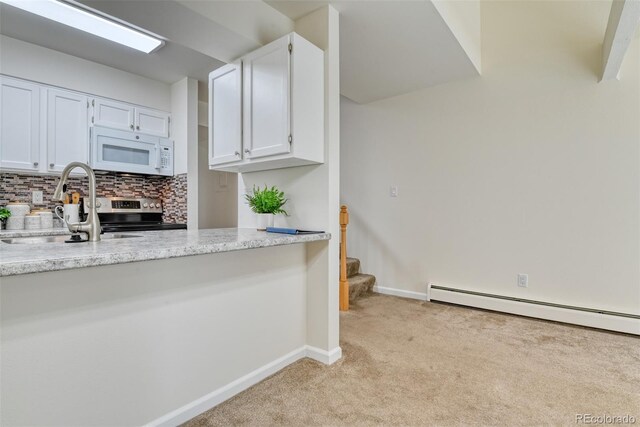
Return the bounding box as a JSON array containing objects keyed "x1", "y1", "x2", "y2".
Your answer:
[
  {"x1": 0, "y1": 35, "x2": 171, "y2": 111},
  {"x1": 170, "y1": 77, "x2": 199, "y2": 229},
  {"x1": 341, "y1": 0, "x2": 640, "y2": 315},
  {"x1": 196, "y1": 81, "x2": 238, "y2": 229},
  {"x1": 237, "y1": 6, "x2": 341, "y2": 351},
  {"x1": 1, "y1": 245, "x2": 308, "y2": 426},
  {"x1": 198, "y1": 125, "x2": 238, "y2": 228}
]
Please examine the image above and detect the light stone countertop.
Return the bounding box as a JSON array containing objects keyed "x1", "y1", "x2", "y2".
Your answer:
[
  {"x1": 0, "y1": 228, "x2": 72, "y2": 239},
  {"x1": 0, "y1": 228, "x2": 331, "y2": 277}
]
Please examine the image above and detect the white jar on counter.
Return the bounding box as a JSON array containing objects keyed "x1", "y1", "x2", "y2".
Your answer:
[
  {"x1": 6, "y1": 216, "x2": 25, "y2": 230},
  {"x1": 6, "y1": 202, "x2": 30, "y2": 217},
  {"x1": 33, "y1": 210, "x2": 54, "y2": 229},
  {"x1": 24, "y1": 214, "x2": 41, "y2": 230}
]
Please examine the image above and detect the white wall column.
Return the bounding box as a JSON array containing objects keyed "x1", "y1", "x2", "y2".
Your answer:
[
  {"x1": 171, "y1": 77, "x2": 199, "y2": 229},
  {"x1": 237, "y1": 6, "x2": 341, "y2": 358}
]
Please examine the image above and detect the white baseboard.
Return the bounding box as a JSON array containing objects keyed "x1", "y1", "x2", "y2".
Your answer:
[
  {"x1": 373, "y1": 285, "x2": 428, "y2": 301},
  {"x1": 306, "y1": 345, "x2": 342, "y2": 364},
  {"x1": 146, "y1": 345, "x2": 342, "y2": 427},
  {"x1": 374, "y1": 283, "x2": 638, "y2": 335},
  {"x1": 428, "y1": 284, "x2": 640, "y2": 336}
]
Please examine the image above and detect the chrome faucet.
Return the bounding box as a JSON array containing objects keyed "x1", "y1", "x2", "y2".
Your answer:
[{"x1": 53, "y1": 162, "x2": 101, "y2": 242}]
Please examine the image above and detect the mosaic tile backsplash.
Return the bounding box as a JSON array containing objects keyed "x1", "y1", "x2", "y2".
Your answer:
[{"x1": 1, "y1": 172, "x2": 187, "y2": 224}]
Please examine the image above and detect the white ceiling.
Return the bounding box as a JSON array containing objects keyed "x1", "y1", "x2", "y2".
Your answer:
[
  {"x1": 267, "y1": 0, "x2": 480, "y2": 103},
  {"x1": 0, "y1": 2, "x2": 224, "y2": 84},
  {"x1": 266, "y1": 1, "x2": 327, "y2": 21},
  {"x1": 0, "y1": 0, "x2": 481, "y2": 103}
]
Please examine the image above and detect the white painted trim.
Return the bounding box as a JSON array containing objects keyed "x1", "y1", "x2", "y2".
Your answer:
[
  {"x1": 305, "y1": 345, "x2": 342, "y2": 365},
  {"x1": 373, "y1": 285, "x2": 428, "y2": 301},
  {"x1": 145, "y1": 344, "x2": 343, "y2": 427},
  {"x1": 146, "y1": 347, "x2": 307, "y2": 427},
  {"x1": 601, "y1": 0, "x2": 640, "y2": 80},
  {"x1": 429, "y1": 285, "x2": 640, "y2": 336}
]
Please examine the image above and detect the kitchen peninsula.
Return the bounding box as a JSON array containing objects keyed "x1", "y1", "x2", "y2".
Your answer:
[{"x1": 0, "y1": 228, "x2": 336, "y2": 426}]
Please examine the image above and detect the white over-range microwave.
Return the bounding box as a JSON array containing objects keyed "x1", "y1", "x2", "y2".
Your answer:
[{"x1": 90, "y1": 126, "x2": 174, "y2": 176}]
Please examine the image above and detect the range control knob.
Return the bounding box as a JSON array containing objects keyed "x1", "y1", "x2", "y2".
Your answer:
[
  {"x1": 143, "y1": 203, "x2": 149, "y2": 208},
  {"x1": 155, "y1": 203, "x2": 161, "y2": 208}
]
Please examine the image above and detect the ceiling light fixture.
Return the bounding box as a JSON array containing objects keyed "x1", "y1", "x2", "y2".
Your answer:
[{"x1": 0, "y1": 0, "x2": 163, "y2": 53}]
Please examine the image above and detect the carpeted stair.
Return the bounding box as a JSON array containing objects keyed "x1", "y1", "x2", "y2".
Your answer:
[{"x1": 346, "y1": 257, "x2": 376, "y2": 302}]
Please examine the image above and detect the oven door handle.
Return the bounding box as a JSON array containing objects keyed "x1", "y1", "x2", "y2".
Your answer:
[{"x1": 154, "y1": 144, "x2": 161, "y2": 169}]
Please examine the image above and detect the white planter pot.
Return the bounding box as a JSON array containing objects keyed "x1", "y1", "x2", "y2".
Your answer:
[{"x1": 256, "y1": 213, "x2": 274, "y2": 231}]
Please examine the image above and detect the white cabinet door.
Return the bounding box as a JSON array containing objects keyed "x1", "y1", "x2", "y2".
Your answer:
[
  {"x1": 242, "y1": 35, "x2": 291, "y2": 160},
  {"x1": 135, "y1": 107, "x2": 170, "y2": 137},
  {"x1": 92, "y1": 98, "x2": 134, "y2": 131},
  {"x1": 47, "y1": 89, "x2": 89, "y2": 172},
  {"x1": 0, "y1": 77, "x2": 41, "y2": 171},
  {"x1": 209, "y1": 62, "x2": 242, "y2": 166}
]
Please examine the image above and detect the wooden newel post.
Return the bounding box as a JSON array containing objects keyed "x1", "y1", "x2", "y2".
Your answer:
[{"x1": 339, "y1": 205, "x2": 350, "y2": 311}]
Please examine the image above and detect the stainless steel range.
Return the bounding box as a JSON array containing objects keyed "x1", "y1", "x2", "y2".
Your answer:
[{"x1": 86, "y1": 197, "x2": 187, "y2": 233}]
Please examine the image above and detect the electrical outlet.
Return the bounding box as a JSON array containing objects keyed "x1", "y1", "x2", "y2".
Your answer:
[
  {"x1": 32, "y1": 190, "x2": 43, "y2": 205},
  {"x1": 390, "y1": 185, "x2": 399, "y2": 197},
  {"x1": 517, "y1": 273, "x2": 528, "y2": 288}
]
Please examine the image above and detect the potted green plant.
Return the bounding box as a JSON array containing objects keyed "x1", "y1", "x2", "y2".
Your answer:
[
  {"x1": 244, "y1": 185, "x2": 288, "y2": 230},
  {"x1": 0, "y1": 207, "x2": 11, "y2": 230}
]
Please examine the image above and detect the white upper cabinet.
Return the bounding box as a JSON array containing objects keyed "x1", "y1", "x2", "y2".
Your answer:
[
  {"x1": 135, "y1": 107, "x2": 170, "y2": 138},
  {"x1": 0, "y1": 75, "x2": 172, "y2": 175},
  {"x1": 92, "y1": 98, "x2": 170, "y2": 138},
  {"x1": 0, "y1": 77, "x2": 41, "y2": 171},
  {"x1": 209, "y1": 62, "x2": 243, "y2": 166},
  {"x1": 208, "y1": 32, "x2": 324, "y2": 173},
  {"x1": 47, "y1": 89, "x2": 89, "y2": 173},
  {"x1": 243, "y1": 36, "x2": 291, "y2": 160},
  {"x1": 92, "y1": 98, "x2": 134, "y2": 132}
]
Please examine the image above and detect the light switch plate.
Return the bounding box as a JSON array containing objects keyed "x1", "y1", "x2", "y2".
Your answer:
[{"x1": 390, "y1": 185, "x2": 399, "y2": 197}]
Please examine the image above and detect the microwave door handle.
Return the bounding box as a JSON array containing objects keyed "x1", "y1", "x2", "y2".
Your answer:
[{"x1": 155, "y1": 145, "x2": 161, "y2": 169}]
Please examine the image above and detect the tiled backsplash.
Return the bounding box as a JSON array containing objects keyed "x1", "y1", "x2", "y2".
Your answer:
[{"x1": 0, "y1": 172, "x2": 187, "y2": 224}]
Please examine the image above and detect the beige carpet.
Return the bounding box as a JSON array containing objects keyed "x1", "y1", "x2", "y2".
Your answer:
[{"x1": 186, "y1": 294, "x2": 640, "y2": 426}]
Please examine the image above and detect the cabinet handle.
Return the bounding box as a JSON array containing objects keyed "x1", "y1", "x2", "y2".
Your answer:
[
  {"x1": 49, "y1": 163, "x2": 55, "y2": 168},
  {"x1": 130, "y1": 124, "x2": 134, "y2": 130},
  {"x1": 136, "y1": 125, "x2": 140, "y2": 130},
  {"x1": 244, "y1": 149, "x2": 251, "y2": 154},
  {"x1": 33, "y1": 162, "x2": 39, "y2": 167},
  {"x1": 235, "y1": 151, "x2": 240, "y2": 157}
]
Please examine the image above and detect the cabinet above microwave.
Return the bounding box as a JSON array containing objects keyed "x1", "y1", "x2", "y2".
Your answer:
[{"x1": 91, "y1": 98, "x2": 171, "y2": 138}]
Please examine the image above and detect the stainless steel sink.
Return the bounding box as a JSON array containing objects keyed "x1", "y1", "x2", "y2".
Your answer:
[{"x1": 1, "y1": 234, "x2": 142, "y2": 244}]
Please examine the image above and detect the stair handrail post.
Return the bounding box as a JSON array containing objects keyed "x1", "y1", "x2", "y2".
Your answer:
[{"x1": 339, "y1": 205, "x2": 350, "y2": 311}]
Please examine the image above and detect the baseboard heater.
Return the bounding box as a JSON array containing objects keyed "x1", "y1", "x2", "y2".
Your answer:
[{"x1": 427, "y1": 284, "x2": 640, "y2": 336}]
